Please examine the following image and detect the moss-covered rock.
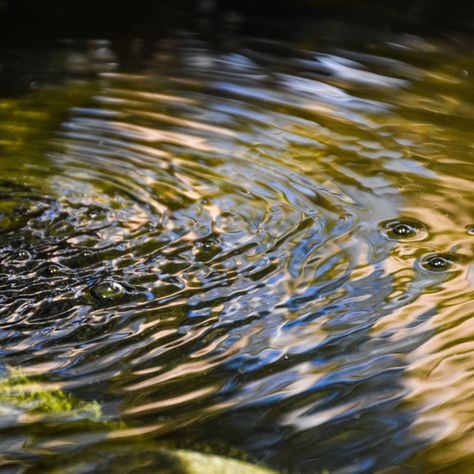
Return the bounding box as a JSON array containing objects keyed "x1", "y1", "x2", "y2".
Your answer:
[
  {"x1": 0, "y1": 369, "x2": 101, "y2": 420},
  {"x1": 174, "y1": 449, "x2": 278, "y2": 474},
  {"x1": 0, "y1": 371, "x2": 280, "y2": 473},
  {"x1": 39, "y1": 444, "x2": 280, "y2": 474}
]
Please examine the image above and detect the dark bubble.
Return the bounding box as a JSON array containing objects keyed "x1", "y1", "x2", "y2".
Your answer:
[
  {"x1": 15, "y1": 250, "x2": 32, "y2": 261},
  {"x1": 90, "y1": 280, "x2": 126, "y2": 302},
  {"x1": 40, "y1": 264, "x2": 66, "y2": 277},
  {"x1": 465, "y1": 225, "x2": 474, "y2": 236},
  {"x1": 197, "y1": 237, "x2": 219, "y2": 251},
  {"x1": 86, "y1": 206, "x2": 108, "y2": 221},
  {"x1": 420, "y1": 253, "x2": 458, "y2": 273},
  {"x1": 379, "y1": 218, "x2": 428, "y2": 241},
  {"x1": 194, "y1": 236, "x2": 221, "y2": 262}
]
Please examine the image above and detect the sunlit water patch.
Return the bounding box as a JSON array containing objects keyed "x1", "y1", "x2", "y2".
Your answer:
[{"x1": 0, "y1": 25, "x2": 473, "y2": 474}]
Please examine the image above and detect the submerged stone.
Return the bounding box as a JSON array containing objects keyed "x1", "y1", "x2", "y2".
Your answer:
[
  {"x1": 40, "y1": 446, "x2": 279, "y2": 474},
  {"x1": 0, "y1": 369, "x2": 101, "y2": 419},
  {"x1": 174, "y1": 449, "x2": 279, "y2": 474}
]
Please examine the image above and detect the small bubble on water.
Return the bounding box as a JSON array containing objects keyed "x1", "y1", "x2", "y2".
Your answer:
[
  {"x1": 90, "y1": 280, "x2": 126, "y2": 302},
  {"x1": 420, "y1": 253, "x2": 457, "y2": 273},
  {"x1": 217, "y1": 212, "x2": 242, "y2": 233},
  {"x1": 380, "y1": 218, "x2": 427, "y2": 241},
  {"x1": 42, "y1": 264, "x2": 63, "y2": 277},
  {"x1": 465, "y1": 224, "x2": 474, "y2": 235},
  {"x1": 15, "y1": 250, "x2": 31, "y2": 260},
  {"x1": 197, "y1": 237, "x2": 219, "y2": 250},
  {"x1": 87, "y1": 206, "x2": 106, "y2": 220},
  {"x1": 116, "y1": 242, "x2": 128, "y2": 252}
]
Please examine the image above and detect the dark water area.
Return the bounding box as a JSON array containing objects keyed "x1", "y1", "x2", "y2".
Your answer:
[{"x1": 0, "y1": 3, "x2": 474, "y2": 473}]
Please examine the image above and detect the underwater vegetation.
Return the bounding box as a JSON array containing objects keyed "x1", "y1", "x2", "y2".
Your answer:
[
  {"x1": 38, "y1": 445, "x2": 282, "y2": 474},
  {"x1": 0, "y1": 369, "x2": 101, "y2": 420},
  {"x1": 0, "y1": 368, "x2": 282, "y2": 473}
]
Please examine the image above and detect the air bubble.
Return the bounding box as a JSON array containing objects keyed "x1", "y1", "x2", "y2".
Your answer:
[
  {"x1": 41, "y1": 264, "x2": 64, "y2": 277},
  {"x1": 90, "y1": 280, "x2": 126, "y2": 302},
  {"x1": 216, "y1": 212, "x2": 242, "y2": 233},
  {"x1": 86, "y1": 206, "x2": 107, "y2": 220},
  {"x1": 379, "y1": 218, "x2": 428, "y2": 241},
  {"x1": 198, "y1": 238, "x2": 218, "y2": 250},
  {"x1": 194, "y1": 236, "x2": 221, "y2": 262},
  {"x1": 15, "y1": 250, "x2": 31, "y2": 260},
  {"x1": 465, "y1": 224, "x2": 474, "y2": 236},
  {"x1": 420, "y1": 253, "x2": 458, "y2": 273}
]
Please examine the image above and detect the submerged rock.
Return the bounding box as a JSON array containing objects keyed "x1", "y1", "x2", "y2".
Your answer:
[
  {"x1": 0, "y1": 369, "x2": 101, "y2": 419},
  {"x1": 172, "y1": 449, "x2": 278, "y2": 474},
  {"x1": 39, "y1": 445, "x2": 279, "y2": 474}
]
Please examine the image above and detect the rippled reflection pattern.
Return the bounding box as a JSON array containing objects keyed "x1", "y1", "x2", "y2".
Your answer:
[{"x1": 0, "y1": 27, "x2": 473, "y2": 473}]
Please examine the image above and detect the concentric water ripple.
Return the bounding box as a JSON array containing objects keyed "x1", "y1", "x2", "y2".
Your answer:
[{"x1": 0, "y1": 25, "x2": 473, "y2": 474}]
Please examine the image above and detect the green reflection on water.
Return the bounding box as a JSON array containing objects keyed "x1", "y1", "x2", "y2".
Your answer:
[{"x1": 0, "y1": 81, "x2": 97, "y2": 187}]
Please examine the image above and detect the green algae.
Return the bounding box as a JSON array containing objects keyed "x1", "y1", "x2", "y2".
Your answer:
[
  {"x1": 173, "y1": 449, "x2": 279, "y2": 474},
  {"x1": 38, "y1": 444, "x2": 281, "y2": 474},
  {"x1": 0, "y1": 369, "x2": 101, "y2": 420},
  {"x1": 0, "y1": 371, "x2": 284, "y2": 473}
]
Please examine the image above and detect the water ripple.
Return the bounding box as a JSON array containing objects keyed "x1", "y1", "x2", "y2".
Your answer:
[{"x1": 0, "y1": 27, "x2": 473, "y2": 474}]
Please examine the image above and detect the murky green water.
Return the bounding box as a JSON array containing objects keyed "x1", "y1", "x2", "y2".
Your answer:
[{"x1": 0, "y1": 18, "x2": 473, "y2": 474}]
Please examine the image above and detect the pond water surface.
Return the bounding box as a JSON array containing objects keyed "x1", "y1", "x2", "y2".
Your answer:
[{"x1": 0, "y1": 18, "x2": 473, "y2": 474}]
